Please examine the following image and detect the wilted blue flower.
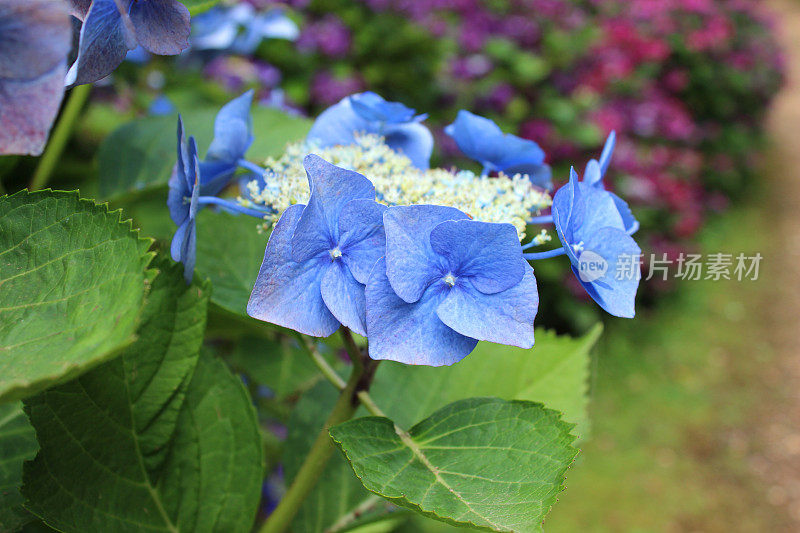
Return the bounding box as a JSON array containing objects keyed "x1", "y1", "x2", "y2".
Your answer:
[
  {"x1": 550, "y1": 169, "x2": 641, "y2": 318},
  {"x1": 66, "y1": 0, "x2": 190, "y2": 87},
  {"x1": 581, "y1": 131, "x2": 639, "y2": 234},
  {"x1": 192, "y1": 5, "x2": 299, "y2": 54},
  {"x1": 197, "y1": 90, "x2": 256, "y2": 195},
  {"x1": 248, "y1": 155, "x2": 387, "y2": 336},
  {"x1": 167, "y1": 118, "x2": 200, "y2": 283},
  {"x1": 307, "y1": 92, "x2": 434, "y2": 170},
  {"x1": 366, "y1": 205, "x2": 539, "y2": 366},
  {"x1": 445, "y1": 110, "x2": 552, "y2": 190},
  {"x1": 0, "y1": 0, "x2": 72, "y2": 155}
]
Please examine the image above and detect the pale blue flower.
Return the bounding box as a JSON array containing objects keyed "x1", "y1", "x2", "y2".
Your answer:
[
  {"x1": 248, "y1": 155, "x2": 387, "y2": 336},
  {"x1": 366, "y1": 205, "x2": 539, "y2": 366}
]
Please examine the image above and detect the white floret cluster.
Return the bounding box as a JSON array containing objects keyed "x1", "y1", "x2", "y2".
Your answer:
[{"x1": 240, "y1": 134, "x2": 552, "y2": 240}]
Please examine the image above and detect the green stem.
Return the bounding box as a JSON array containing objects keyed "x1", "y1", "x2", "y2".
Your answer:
[
  {"x1": 30, "y1": 84, "x2": 92, "y2": 191},
  {"x1": 293, "y1": 332, "x2": 346, "y2": 390},
  {"x1": 259, "y1": 329, "x2": 367, "y2": 533}
]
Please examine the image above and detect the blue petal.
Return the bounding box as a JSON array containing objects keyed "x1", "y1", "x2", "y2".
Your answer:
[
  {"x1": 446, "y1": 110, "x2": 546, "y2": 180},
  {"x1": 551, "y1": 170, "x2": 581, "y2": 264},
  {"x1": 190, "y1": 8, "x2": 239, "y2": 50},
  {"x1": 206, "y1": 90, "x2": 255, "y2": 165},
  {"x1": 444, "y1": 110, "x2": 504, "y2": 163},
  {"x1": 255, "y1": 9, "x2": 300, "y2": 41},
  {"x1": 429, "y1": 219, "x2": 525, "y2": 295},
  {"x1": 575, "y1": 226, "x2": 640, "y2": 318},
  {"x1": 66, "y1": 0, "x2": 136, "y2": 87},
  {"x1": 598, "y1": 131, "x2": 616, "y2": 177},
  {"x1": 247, "y1": 204, "x2": 340, "y2": 336},
  {"x1": 320, "y1": 261, "x2": 367, "y2": 336},
  {"x1": 129, "y1": 0, "x2": 190, "y2": 55},
  {"x1": 199, "y1": 91, "x2": 255, "y2": 195},
  {"x1": 436, "y1": 265, "x2": 538, "y2": 348},
  {"x1": 307, "y1": 94, "x2": 433, "y2": 169},
  {"x1": 0, "y1": 64, "x2": 66, "y2": 156},
  {"x1": 609, "y1": 191, "x2": 639, "y2": 235},
  {"x1": 306, "y1": 97, "x2": 366, "y2": 148},
  {"x1": 339, "y1": 199, "x2": 388, "y2": 285},
  {"x1": 383, "y1": 121, "x2": 434, "y2": 170},
  {"x1": 503, "y1": 162, "x2": 552, "y2": 190},
  {"x1": 366, "y1": 258, "x2": 477, "y2": 366},
  {"x1": 350, "y1": 92, "x2": 415, "y2": 124},
  {"x1": 383, "y1": 205, "x2": 469, "y2": 304},
  {"x1": 290, "y1": 155, "x2": 375, "y2": 263},
  {"x1": 0, "y1": 0, "x2": 72, "y2": 80},
  {"x1": 583, "y1": 159, "x2": 603, "y2": 188}
]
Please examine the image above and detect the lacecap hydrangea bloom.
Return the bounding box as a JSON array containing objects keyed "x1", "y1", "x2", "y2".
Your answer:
[
  {"x1": 242, "y1": 134, "x2": 551, "y2": 239},
  {"x1": 0, "y1": 0, "x2": 71, "y2": 155},
  {"x1": 167, "y1": 120, "x2": 201, "y2": 283}
]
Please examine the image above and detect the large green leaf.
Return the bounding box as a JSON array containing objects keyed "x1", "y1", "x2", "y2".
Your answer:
[
  {"x1": 372, "y1": 325, "x2": 602, "y2": 437},
  {"x1": 22, "y1": 260, "x2": 263, "y2": 532},
  {"x1": 0, "y1": 403, "x2": 37, "y2": 532},
  {"x1": 195, "y1": 210, "x2": 268, "y2": 315},
  {"x1": 97, "y1": 107, "x2": 311, "y2": 200},
  {"x1": 282, "y1": 327, "x2": 600, "y2": 532},
  {"x1": 331, "y1": 398, "x2": 578, "y2": 533},
  {"x1": 0, "y1": 190, "x2": 153, "y2": 404}
]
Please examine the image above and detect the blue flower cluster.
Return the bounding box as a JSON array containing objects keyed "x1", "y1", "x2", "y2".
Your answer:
[
  {"x1": 0, "y1": 0, "x2": 191, "y2": 155},
  {"x1": 167, "y1": 91, "x2": 641, "y2": 366}
]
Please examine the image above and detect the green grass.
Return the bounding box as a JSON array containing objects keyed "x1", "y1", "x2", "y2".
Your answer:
[{"x1": 546, "y1": 201, "x2": 780, "y2": 532}]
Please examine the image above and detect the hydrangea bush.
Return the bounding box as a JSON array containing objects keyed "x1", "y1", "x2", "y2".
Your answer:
[{"x1": 0, "y1": 1, "x2": 772, "y2": 532}]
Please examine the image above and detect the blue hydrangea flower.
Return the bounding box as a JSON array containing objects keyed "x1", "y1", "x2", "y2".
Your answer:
[
  {"x1": 192, "y1": 5, "x2": 298, "y2": 54},
  {"x1": 445, "y1": 110, "x2": 552, "y2": 190},
  {"x1": 248, "y1": 155, "x2": 387, "y2": 337},
  {"x1": 66, "y1": 0, "x2": 190, "y2": 87},
  {"x1": 0, "y1": 0, "x2": 72, "y2": 155},
  {"x1": 197, "y1": 90, "x2": 256, "y2": 195},
  {"x1": 552, "y1": 169, "x2": 641, "y2": 318},
  {"x1": 167, "y1": 118, "x2": 200, "y2": 283},
  {"x1": 580, "y1": 131, "x2": 639, "y2": 235},
  {"x1": 366, "y1": 205, "x2": 539, "y2": 366},
  {"x1": 307, "y1": 92, "x2": 434, "y2": 170}
]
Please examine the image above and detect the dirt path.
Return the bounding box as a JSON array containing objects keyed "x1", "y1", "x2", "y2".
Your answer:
[{"x1": 750, "y1": 0, "x2": 800, "y2": 528}]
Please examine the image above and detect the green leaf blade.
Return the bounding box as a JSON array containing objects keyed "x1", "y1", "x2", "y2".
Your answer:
[
  {"x1": 331, "y1": 398, "x2": 579, "y2": 533},
  {"x1": 21, "y1": 260, "x2": 262, "y2": 533},
  {"x1": 0, "y1": 190, "x2": 153, "y2": 404},
  {"x1": 0, "y1": 402, "x2": 37, "y2": 532}
]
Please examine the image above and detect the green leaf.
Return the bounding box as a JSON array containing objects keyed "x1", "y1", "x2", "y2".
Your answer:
[
  {"x1": 195, "y1": 210, "x2": 268, "y2": 315},
  {"x1": 331, "y1": 398, "x2": 578, "y2": 533},
  {"x1": 281, "y1": 326, "x2": 601, "y2": 533},
  {"x1": 0, "y1": 403, "x2": 37, "y2": 532},
  {"x1": 182, "y1": 0, "x2": 222, "y2": 15},
  {"x1": 372, "y1": 325, "x2": 602, "y2": 438},
  {"x1": 22, "y1": 260, "x2": 264, "y2": 532},
  {"x1": 0, "y1": 190, "x2": 153, "y2": 404},
  {"x1": 97, "y1": 107, "x2": 311, "y2": 201}
]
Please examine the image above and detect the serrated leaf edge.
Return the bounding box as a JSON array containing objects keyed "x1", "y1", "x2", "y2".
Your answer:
[{"x1": 330, "y1": 398, "x2": 580, "y2": 533}]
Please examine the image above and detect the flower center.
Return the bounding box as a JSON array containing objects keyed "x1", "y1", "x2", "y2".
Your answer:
[
  {"x1": 329, "y1": 247, "x2": 342, "y2": 260},
  {"x1": 443, "y1": 273, "x2": 457, "y2": 287},
  {"x1": 571, "y1": 241, "x2": 585, "y2": 254}
]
